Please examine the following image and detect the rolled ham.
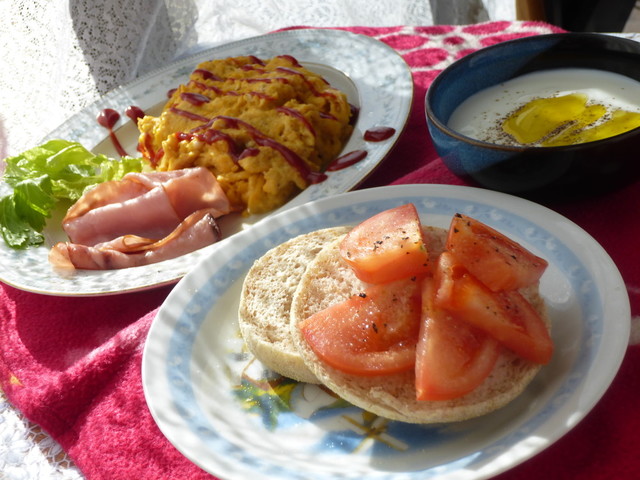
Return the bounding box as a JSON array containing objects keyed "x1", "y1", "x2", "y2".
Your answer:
[
  {"x1": 49, "y1": 208, "x2": 222, "y2": 270},
  {"x1": 62, "y1": 167, "x2": 232, "y2": 246},
  {"x1": 50, "y1": 167, "x2": 233, "y2": 271}
]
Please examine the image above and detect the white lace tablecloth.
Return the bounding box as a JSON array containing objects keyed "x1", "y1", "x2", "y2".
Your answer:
[
  {"x1": 0, "y1": 0, "x2": 517, "y2": 159},
  {"x1": 0, "y1": 1, "x2": 608, "y2": 478}
]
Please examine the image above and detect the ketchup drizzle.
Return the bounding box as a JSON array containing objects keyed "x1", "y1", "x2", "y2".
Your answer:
[
  {"x1": 364, "y1": 126, "x2": 396, "y2": 142},
  {"x1": 189, "y1": 80, "x2": 227, "y2": 96},
  {"x1": 187, "y1": 115, "x2": 326, "y2": 185},
  {"x1": 193, "y1": 68, "x2": 223, "y2": 81},
  {"x1": 238, "y1": 147, "x2": 260, "y2": 160},
  {"x1": 169, "y1": 107, "x2": 210, "y2": 123},
  {"x1": 246, "y1": 55, "x2": 266, "y2": 66},
  {"x1": 97, "y1": 108, "x2": 128, "y2": 157},
  {"x1": 133, "y1": 54, "x2": 382, "y2": 181},
  {"x1": 176, "y1": 129, "x2": 240, "y2": 158},
  {"x1": 319, "y1": 112, "x2": 337, "y2": 121},
  {"x1": 97, "y1": 108, "x2": 119, "y2": 130},
  {"x1": 326, "y1": 150, "x2": 368, "y2": 172},
  {"x1": 125, "y1": 105, "x2": 145, "y2": 124},
  {"x1": 275, "y1": 67, "x2": 336, "y2": 99},
  {"x1": 245, "y1": 76, "x2": 291, "y2": 85},
  {"x1": 248, "y1": 92, "x2": 276, "y2": 101},
  {"x1": 181, "y1": 92, "x2": 210, "y2": 106},
  {"x1": 276, "y1": 55, "x2": 302, "y2": 67},
  {"x1": 189, "y1": 80, "x2": 274, "y2": 101},
  {"x1": 240, "y1": 65, "x2": 267, "y2": 73},
  {"x1": 349, "y1": 105, "x2": 360, "y2": 126},
  {"x1": 277, "y1": 107, "x2": 315, "y2": 136},
  {"x1": 140, "y1": 132, "x2": 155, "y2": 162}
]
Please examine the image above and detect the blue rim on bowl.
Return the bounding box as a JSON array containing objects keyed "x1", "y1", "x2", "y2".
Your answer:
[{"x1": 425, "y1": 33, "x2": 640, "y2": 199}]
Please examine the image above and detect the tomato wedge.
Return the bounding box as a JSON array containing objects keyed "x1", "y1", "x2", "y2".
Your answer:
[
  {"x1": 435, "y1": 252, "x2": 553, "y2": 364},
  {"x1": 415, "y1": 277, "x2": 500, "y2": 401},
  {"x1": 339, "y1": 203, "x2": 430, "y2": 284},
  {"x1": 446, "y1": 213, "x2": 548, "y2": 292},
  {"x1": 298, "y1": 278, "x2": 422, "y2": 376}
]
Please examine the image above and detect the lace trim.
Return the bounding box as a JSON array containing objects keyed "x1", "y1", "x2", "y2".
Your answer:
[
  {"x1": 0, "y1": 0, "x2": 435, "y2": 157},
  {"x1": 0, "y1": 389, "x2": 83, "y2": 479}
]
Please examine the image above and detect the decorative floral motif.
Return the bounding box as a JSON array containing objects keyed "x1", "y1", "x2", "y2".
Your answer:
[{"x1": 231, "y1": 354, "x2": 410, "y2": 452}]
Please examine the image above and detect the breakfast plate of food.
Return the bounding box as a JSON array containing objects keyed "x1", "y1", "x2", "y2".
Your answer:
[
  {"x1": 142, "y1": 184, "x2": 630, "y2": 480},
  {"x1": 0, "y1": 28, "x2": 412, "y2": 296}
]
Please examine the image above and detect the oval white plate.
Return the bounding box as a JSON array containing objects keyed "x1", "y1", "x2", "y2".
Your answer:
[
  {"x1": 142, "y1": 184, "x2": 630, "y2": 480},
  {"x1": 0, "y1": 29, "x2": 412, "y2": 296}
]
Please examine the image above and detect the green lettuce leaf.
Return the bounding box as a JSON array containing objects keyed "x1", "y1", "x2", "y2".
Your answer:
[
  {"x1": 1, "y1": 139, "x2": 147, "y2": 249},
  {"x1": 0, "y1": 196, "x2": 45, "y2": 249}
]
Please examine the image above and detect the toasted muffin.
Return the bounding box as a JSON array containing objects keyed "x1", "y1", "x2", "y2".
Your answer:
[
  {"x1": 238, "y1": 226, "x2": 350, "y2": 383},
  {"x1": 288, "y1": 226, "x2": 550, "y2": 424}
]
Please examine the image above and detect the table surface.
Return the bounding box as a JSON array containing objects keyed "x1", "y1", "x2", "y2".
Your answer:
[{"x1": 1, "y1": 2, "x2": 639, "y2": 479}]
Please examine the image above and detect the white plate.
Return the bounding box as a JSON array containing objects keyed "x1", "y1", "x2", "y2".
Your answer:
[
  {"x1": 142, "y1": 184, "x2": 630, "y2": 480},
  {"x1": 0, "y1": 29, "x2": 412, "y2": 296}
]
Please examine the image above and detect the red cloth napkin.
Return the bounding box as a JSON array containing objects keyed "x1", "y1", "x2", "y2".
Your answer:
[{"x1": 2, "y1": 21, "x2": 639, "y2": 480}]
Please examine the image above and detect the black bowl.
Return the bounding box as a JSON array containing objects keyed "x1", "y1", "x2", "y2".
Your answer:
[{"x1": 425, "y1": 33, "x2": 640, "y2": 199}]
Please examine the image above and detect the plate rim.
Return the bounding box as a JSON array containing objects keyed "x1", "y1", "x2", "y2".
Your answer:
[
  {"x1": 142, "y1": 183, "x2": 631, "y2": 480},
  {"x1": 0, "y1": 28, "x2": 413, "y2": 296}
]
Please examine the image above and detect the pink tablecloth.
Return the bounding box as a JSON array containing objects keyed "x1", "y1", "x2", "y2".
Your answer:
[{"x1": 1, "y1": 21, "x2": 639, "y2": 480}]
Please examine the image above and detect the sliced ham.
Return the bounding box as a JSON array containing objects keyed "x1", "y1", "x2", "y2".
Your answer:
[
  {"x1": 63, "y1": 167, "x2": 232, "y2": 246},
  {"x1": 50, "y1": 167, "x2": 233, "y2": 271},
  {"x1": 49, "y1": 208, "x2": 222, "y2": 270}
]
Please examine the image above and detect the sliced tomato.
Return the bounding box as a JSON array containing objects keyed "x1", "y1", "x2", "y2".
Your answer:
[
  {"x1": 415, "y1": 277, "x2": 500, "y2": 401},
  {"x1": 339, "y1": 203, "x2": 430, "y2": 284},
  {"x1": 435, "y1": 252, "x2": 553, "y2": 365},
  {"x1": 298, "y1": 277, "x2": 422, "y2": 376},
  {"x1": 446, "y1": 213, "x2": 548, "y2": 292}
]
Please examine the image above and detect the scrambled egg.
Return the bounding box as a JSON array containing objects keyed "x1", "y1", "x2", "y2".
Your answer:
[{"x1": 137, "y1": 55, "x2": 353, "y2": 215}]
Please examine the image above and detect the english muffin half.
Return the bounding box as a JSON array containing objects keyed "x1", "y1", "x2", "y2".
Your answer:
[
  {"x1": 238, "y1": 226, "x2": 350, "y2": 383},
  {"x1": 289, "y1": 226, "x2": 550, "y2": 423}
]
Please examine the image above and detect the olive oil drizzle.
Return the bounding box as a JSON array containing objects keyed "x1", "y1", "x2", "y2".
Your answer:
[{"x1": 502, "y1": 93, "x2": 640, "y2": 146}]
